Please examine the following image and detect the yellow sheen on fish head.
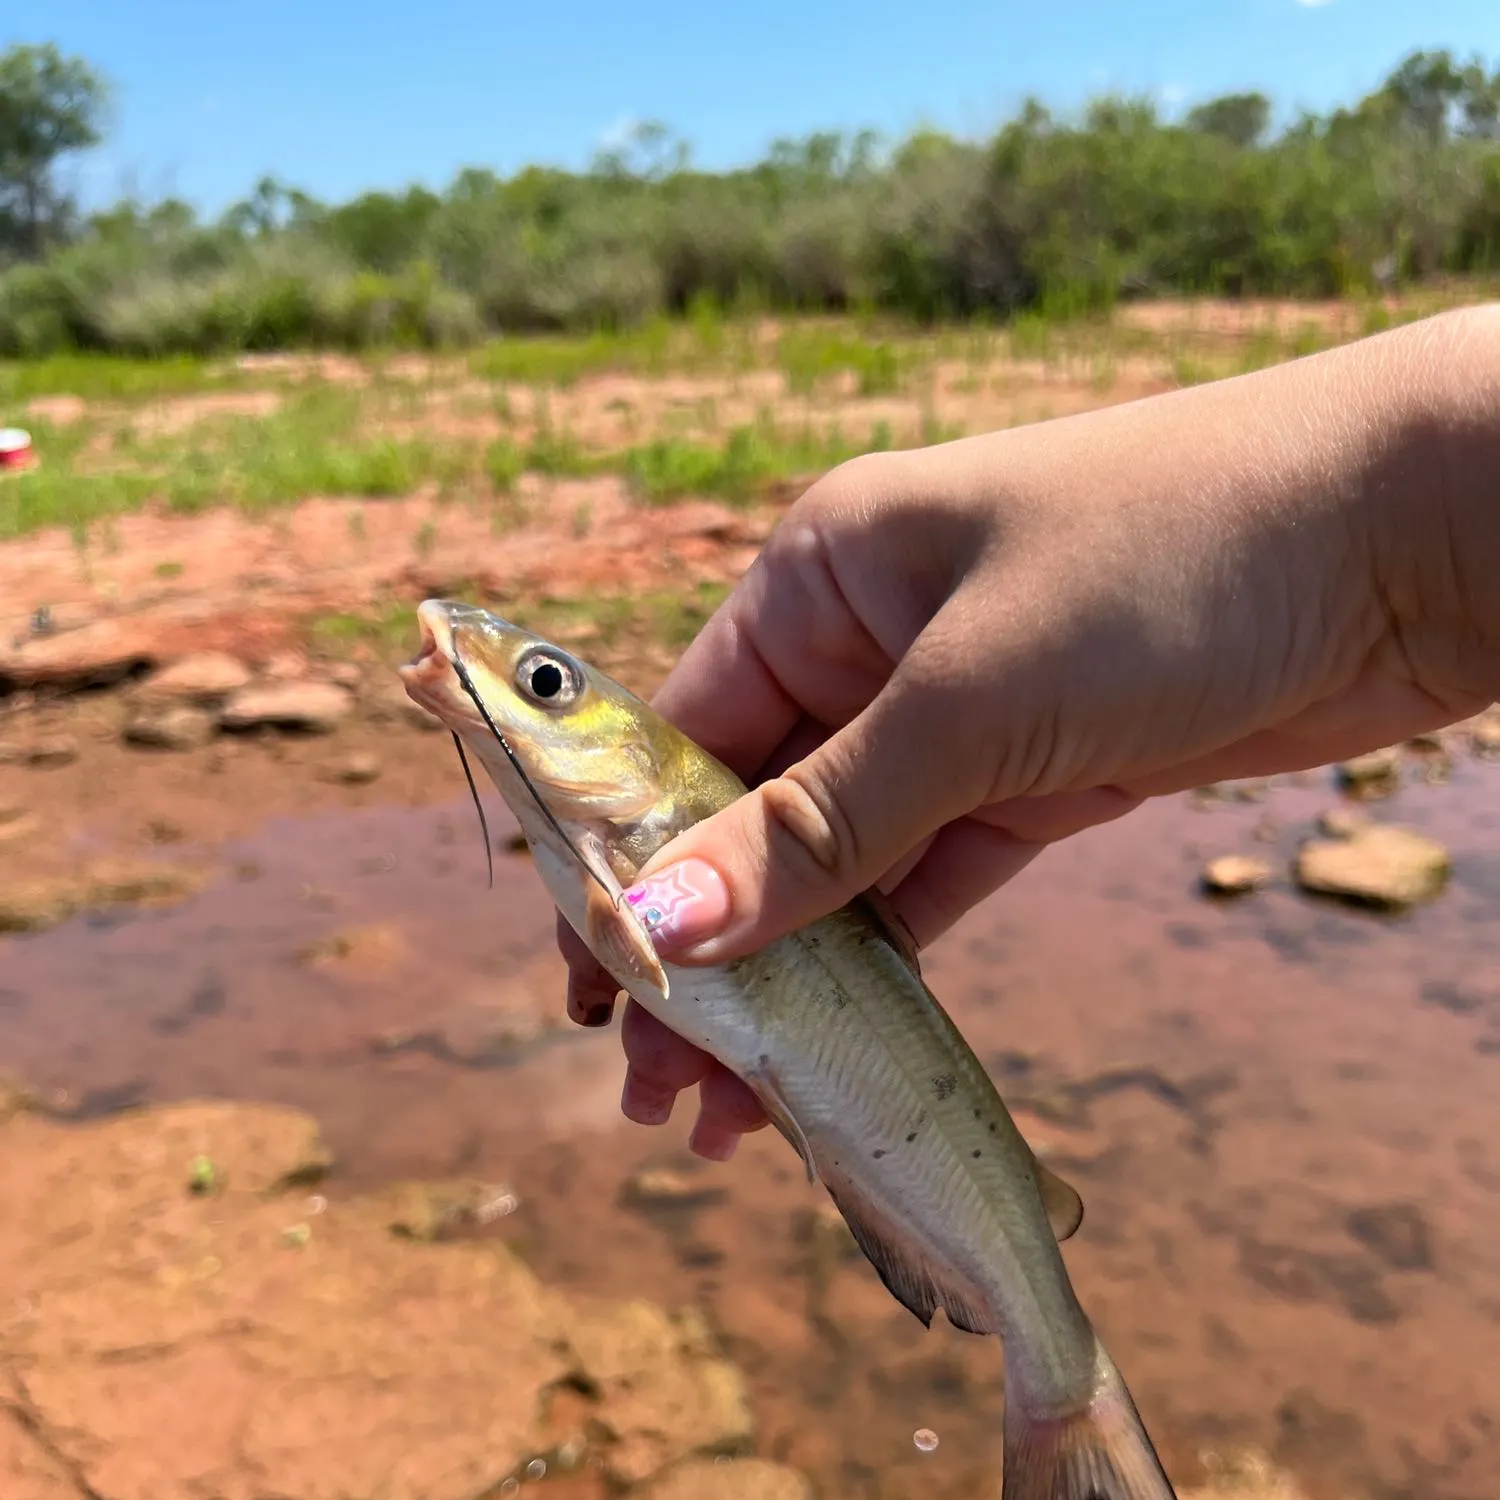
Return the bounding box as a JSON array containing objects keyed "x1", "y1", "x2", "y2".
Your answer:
[{"x1": 401, "y1": 597, "x2": 662, "y2": 822}]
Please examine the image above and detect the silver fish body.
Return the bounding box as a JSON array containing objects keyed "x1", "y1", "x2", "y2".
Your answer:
[{"x1": 401, "y1": 597, "x2": 1179, "y2": 1500}]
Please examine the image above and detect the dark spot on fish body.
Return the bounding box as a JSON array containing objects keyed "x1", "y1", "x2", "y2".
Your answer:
[
  {"x1": 872, "y1": 1148, "x2": 886, "y2": 1160},
  {"x1": 905, "y1": 1132, "x2": 918, "y2": 1143},
  {"x1": 932, "y1": 1073, "x2": 957, "y2": 1100},
  {"x1": 971, "y1": 1149, "x2": 981, "y2": 1158}
]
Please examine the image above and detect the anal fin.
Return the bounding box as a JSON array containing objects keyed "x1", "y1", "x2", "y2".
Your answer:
[
  {"x1": 822, "y1": 1176, "x2": 995, "y2": 1337},
  {"x1": 1034, "y1": 1157, "x2": 1085, "y2": 1243}
]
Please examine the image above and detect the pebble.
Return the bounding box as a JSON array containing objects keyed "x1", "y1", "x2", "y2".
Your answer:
[
  {"x1": 135, "y1": 652, "x2": 252, "y2": 707},
  {"x1": 1472, "y1": 719, "x2": 1500, "y2": 758},
  {"x1": 220, "y1": 681, "x2": 354, "y2": 734},
  {"x1": 325, "y1": 751, "x2": 381, "y2": 785},
  {"x1": 1201, "y1": 855, "x2": 1272, "y2": 896},
  {"x1": 1335, "y1": 747, "x2": 1402, "y2": 796},
  {"x1": 0, "y1": 734, "x2": 79, "y2": 767},
  {"x1": 1293, "y1": 824, "x2": 1450, "y2": 908},
  {"x1": 1317, "y1": 806, "x2": 1368, "y2": 839},
  {"x1": 123, "y1": 704, "x2": 217, "y2": 751}
]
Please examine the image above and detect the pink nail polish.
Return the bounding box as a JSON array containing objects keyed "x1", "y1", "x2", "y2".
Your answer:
[{"x1": 622, "y1": 859, "x2": 731, "y2": 952}]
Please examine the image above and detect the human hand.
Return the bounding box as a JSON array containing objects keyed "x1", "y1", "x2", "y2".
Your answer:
[{"x1": 563, "y1": 305, "x2": 1500, "y2": 1158}]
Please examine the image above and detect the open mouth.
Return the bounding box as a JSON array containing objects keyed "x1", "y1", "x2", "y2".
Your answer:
[{"x1": 399, "y1": 600, "x2": 465, "y2": 719}]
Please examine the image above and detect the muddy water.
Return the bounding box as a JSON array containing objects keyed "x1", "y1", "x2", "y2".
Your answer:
[{"x1": 3, "y1": 755, "x2": 1499, "y2": 1500}]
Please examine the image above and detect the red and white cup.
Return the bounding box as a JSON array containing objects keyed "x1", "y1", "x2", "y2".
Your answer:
[{"x1": 0, "y1": 428, "x2": 35, "y2": 471}]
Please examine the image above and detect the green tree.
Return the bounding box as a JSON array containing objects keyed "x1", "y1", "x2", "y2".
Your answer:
[
  {"x1": 1185, "y1": 92, "x2": 1271, "y2": 149},
  {"x1": 0, "y1": 42, "x2": 108, "y2": 258}
]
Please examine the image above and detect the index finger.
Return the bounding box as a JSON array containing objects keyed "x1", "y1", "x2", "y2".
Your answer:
[{"x1": 651, "y1": 557, "x2": 801, "y2": 780}]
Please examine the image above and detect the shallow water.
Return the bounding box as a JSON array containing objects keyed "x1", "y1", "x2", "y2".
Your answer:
[{"x1": 3, "y1": 755, "x2": 1499, "y2": 1499}]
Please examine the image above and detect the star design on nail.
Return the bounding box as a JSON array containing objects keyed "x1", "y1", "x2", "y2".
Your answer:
[{"x1": 631, "y1": 866, "x2": 702, "y2": 930}]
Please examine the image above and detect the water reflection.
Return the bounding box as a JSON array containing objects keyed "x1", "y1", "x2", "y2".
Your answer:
[{"x1": 2, "y1": 755, "x2": 1498, "y2": 1499}]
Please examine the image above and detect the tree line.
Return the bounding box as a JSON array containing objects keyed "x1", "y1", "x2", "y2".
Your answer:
[{"x1": 2, "y1": 41, "x2": 1498, "y2": 356}]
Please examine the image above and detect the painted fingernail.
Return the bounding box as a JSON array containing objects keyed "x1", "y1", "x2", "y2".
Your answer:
[
  {"x1": 582, "y1": 1001, "x2": 613, "y2": 1028},
  {"x1": 622, "y1": 859, "x2": 731, "y2": 953}
]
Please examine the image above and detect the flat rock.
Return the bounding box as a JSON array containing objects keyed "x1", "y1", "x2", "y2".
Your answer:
[
  {"x1": 135, "y1": 652, "x2": 252, "y2": 706},
  {"x1": 1293, "y1": 824, "x2": 1450, "y2": 908},
  {"x1": 1201, "y1": 855, "x2": 1271, "y2": 896},
  {"x1": 0, "y1": 860, "x2": 205, "y2": 934},
  {"x1": 0, "y1": 1100, "x2": 756, "y2": 1500},
  {"x1": 123, "y1": 704, "x2": 218, "y2": 751},
  {"x1": 220, "y1": 680, "x2": 354, "y2": 734},
  {"x1": 0, "y1": 734, "x2": 79, "y2": 767},
  {"x1": 1334, "y1": 746, "x2": 1402, "y2": 796},
  {"x1": 0, "y1": 621, "x2": 155, "y2": 691}
]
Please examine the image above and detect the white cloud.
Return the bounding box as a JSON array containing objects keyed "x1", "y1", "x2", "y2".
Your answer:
[{"x1": 1293, "y1": 0, "x2": 1335, "y2": 8}]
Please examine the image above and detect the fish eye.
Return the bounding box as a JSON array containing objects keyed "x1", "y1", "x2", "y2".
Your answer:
[{"x1": 516, "y1": 648, "x2": 582, "y2": 709}]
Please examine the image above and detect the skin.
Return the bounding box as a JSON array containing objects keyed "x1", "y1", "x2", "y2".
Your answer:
[{"x1": 556, "y1": 303, "x2": 1500, "y2": 1159}]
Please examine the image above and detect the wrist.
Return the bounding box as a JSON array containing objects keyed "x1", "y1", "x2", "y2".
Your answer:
[{"x1": 1374, "y1": 304, "x2": 1500, "y2": 708}]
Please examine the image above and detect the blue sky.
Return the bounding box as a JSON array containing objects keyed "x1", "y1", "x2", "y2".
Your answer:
[{"x1": 10, "y1": 0, "x2": 1500, "y2": 214}]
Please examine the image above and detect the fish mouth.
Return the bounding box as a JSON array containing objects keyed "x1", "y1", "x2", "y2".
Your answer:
[{"x1": 399, "y1": 599, "x2": 468, "y2": 723}]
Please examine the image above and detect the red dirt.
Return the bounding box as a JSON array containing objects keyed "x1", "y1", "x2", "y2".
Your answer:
[{"x1": 3, "y1": 331, "x2": 1497, "y2": 1499}]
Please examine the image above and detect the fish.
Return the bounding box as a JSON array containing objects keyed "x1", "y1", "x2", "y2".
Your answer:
[{"x1": 400, "y1": 596, "x2": 1179, "y2": 1500}]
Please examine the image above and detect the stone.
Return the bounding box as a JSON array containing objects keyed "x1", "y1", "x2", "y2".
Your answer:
[
  {"x1": 1472, "y1": 718, "x2": 1500, "y2": 759},
  {"x1": 134, "y1": 651, "x2": 252, "y2": 706},
  {"x1": 1201, "y1": 855, "x2": 1271, "y2": 896},
  {"x1": 325, "y1": 661, "x2": 364, "y2": 690},
  {"x1": 220, "y1": 680, "x2": 354, "y2": 734},
  {"x1": 0, "y1": 734, "x2": 78, "y2": 767},
  {"x1": 0, "y1": 1100, "x2": 757, "y2": 1500},
  {"x1": 642, "y1": 1459, "x2": 813, "y2": 1500},
  {"x1": 325, "y1": 751, "x2": 381, "y2": 784},
  {"x1": 123, "y1": 704, "x2": 218, "y2": 751},
  {"x1": 624, "y1": 1166, "x2": 730, "y2": 1211},
  {"x1": 1293, "y1": 824, "x2": 1450, "y2": 908},
  {"x1": 0, "y1": 878, "x2": 85, "y2": 933},
  {"x1": 1316, "y1": 805, "x2": 1368, "y2": 839},
  {"x1": 1334, "y1": 746, "x2": 1402, "y2": 797},
  {"x1": 0, "y1": 621, "x2": 153, "y2": 690}
]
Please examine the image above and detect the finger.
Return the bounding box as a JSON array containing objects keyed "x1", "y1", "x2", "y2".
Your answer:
[
  {"x1": 650, "y1": 557, "x2": 805, "y2": 778},
  {"x1": 884, "y1": 822, "x2": 1048, "y2": 948},
  {"x1": 623, "y1": 628, "x2": 987, "y2": 964},
  {"x1": 688, "y1": 1068, "x2": 771, "y2": 1161},
  {"x1": 557, "y1": 911, "x2": 620, "y2": 1027},
  {"x1": 619, "y1": 999, "x2": 715, "y2": 1125}
]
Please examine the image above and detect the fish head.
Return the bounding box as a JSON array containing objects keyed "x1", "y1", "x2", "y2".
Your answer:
[{"x1": 400, "y1": 597, "x2": 666, "y2": 830}]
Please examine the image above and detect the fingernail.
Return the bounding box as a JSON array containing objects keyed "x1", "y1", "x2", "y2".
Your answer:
[
  {"x1": 621, "y1": 1074, "x2": 674, "y2": 1126},
  {"x1": 622, "y1": 859, "x2": 731, "y2": 953},
  {"x1": 688, "y1": 1120, "x2": 740, "y2": 1162},
  {"x1": 581, "y1": 1001, "x2": 613, "y2": 1028}
]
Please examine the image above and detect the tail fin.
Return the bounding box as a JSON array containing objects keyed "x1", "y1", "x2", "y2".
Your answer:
[{"x1": 1002, "y1": 1343, "x2": 1178, "y2": 1500}]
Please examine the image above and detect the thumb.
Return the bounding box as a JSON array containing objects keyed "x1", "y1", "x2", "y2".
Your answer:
[{"x1": 620, "y1": 657, "x2": 988, "y2": 965}]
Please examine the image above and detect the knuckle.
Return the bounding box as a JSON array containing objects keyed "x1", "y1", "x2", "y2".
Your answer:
[{"x1": 760, "y1": 761, "x2": 863, "y2": 886}]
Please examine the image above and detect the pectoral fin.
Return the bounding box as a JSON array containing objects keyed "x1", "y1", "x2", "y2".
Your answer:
[
  {"x1": 855, "y1": 887, "x2": 923, "y2": 977},
  {"x1": 743, "y1": 1058, "x2": 818, "y2": 1185},
  {"x1": 570, "y1": 830, "x2": 669, "y2": 1000}
]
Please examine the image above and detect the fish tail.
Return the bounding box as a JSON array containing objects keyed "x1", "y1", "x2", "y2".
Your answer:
[{"x1": 1001, "y1": 1340, "x2": 1178, "y2": 1500}]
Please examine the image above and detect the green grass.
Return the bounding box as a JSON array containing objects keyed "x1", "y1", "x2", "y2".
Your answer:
[{"x1": 0, "y1": 353, "x2": 238, "y2": 403}]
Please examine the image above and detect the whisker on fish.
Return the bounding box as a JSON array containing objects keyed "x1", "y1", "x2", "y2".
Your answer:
[
  {"x1": 449, "y1": 653, "x2": 616, "y2": 905},
  {"x1": 450, "y1": 731, "x2": 494, "y2": 888}
]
